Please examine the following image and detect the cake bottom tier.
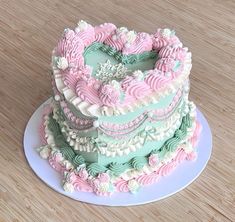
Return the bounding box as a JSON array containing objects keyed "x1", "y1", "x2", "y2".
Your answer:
[{"x1": 37, "y1": 102, "x2": 201, "y2": 196}]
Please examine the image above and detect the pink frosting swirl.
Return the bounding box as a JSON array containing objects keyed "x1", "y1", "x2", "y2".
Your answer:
[
  {"x1": 152, "y1": 28, "x2": 181, "y2": 51},
  {"x1": 174, "y1": 148, "x2": 187, "y2": 163},
  {"x1": 76, "y1": 79, "x2": 102, "y2": 105},
  {"x1": 99, "y1": 84, "x2": 120, "y2": 107},
  {"x1": 67, "y1": 172, "x2": 93, "y2": 192},
  {"x1": 78, "y1": 168, "x2": 89, "y2": 180},
  {"x1": 97, "y1": 173, "x2": 110, "y2": 183},
  {"x1": 115, "y1": 179, "x2": 129, "y2": 192},
  {"x1": 136, "y1": 173, "x2": 159, "y2": 185},
  {"x1": 155, "y1": 58, "x2": 176, "y2": 72},
  {"x1": 148, "y1": 154, "x2": 159, "y2": 166},
  {"x1": 122, "y1": 32, "x2": 153, "y2": 55},
  {"x1": 190, "y1": 121, "x2": 202, "y2": 148},
  {"x1": 56, "y1": 29, "x2": 85, "y2": 69},
  {"x1": 121, "y1": 75, "x2": 135, "y2": 90},
  {"x1": 63, "y1": 70, "x2": 79, "y2": 90},
  {"x1": 39, "y1": 120, "x2": 47, "y2": 145},
  {"x1": 104, "y1": 28, "x2": 128, "y2": 51},
  {"x1": 145, "y1": 70, "x2": 171, "y2": 90},
  {"x1": 48, "y1": 152, "x2": 66, "y2": 173},
  {"x1": 159, "y1": 45, "x2": 187, "y2": 61},
  {"x1": 94, "y1": 23, "x2": 117, "y2": 42},
  {"x1": 72, "y1": 178, "x2": 93, "y2": 192},
  {"x1": 126, "y1": 81, "x2": 152, "y2": 99},
  {"x1": 186, "y1": 152, "x2": 197, "y2": 161},
  {"x1": 75, "y1": 23, "x2": 95, "y2": 47},
  {"x1": 157, "y1": 161, "x2": 177, "y2": 177}
]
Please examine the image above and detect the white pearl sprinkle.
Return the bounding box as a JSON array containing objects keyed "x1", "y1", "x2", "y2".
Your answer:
[
  {"x1": 93, "y1": 120, "x2": 99, "y2": 128},
  {"x1": 54, "y1": 95, "x2": 60, "y2": 101}
]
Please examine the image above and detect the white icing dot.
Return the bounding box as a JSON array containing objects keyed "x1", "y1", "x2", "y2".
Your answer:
[
  {"x1": 93, "y1": 120, "x2": 99, "y2": 128},
  {"x1": 54, "y1": 95, "x2": 60, "y2": 101},
  {"x1": 165, "y1": 72, "x2": 171, "y2": 77},
  {"x1": 125, "y1": 43, "x2": 131, "y2": 48},
  {"x1": 112, "y1": 35, "x2": 117, "y2": 40},
  {"x1": 148, "y1": 112, "x2": 154, "y2": 118}
]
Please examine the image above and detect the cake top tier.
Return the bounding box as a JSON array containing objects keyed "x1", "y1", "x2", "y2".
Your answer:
[{"x1": 52, "y1": 20, "x2": 192, "y2": 117}]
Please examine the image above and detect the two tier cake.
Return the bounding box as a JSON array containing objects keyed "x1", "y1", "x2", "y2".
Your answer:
[{"x1": 38, "y1": 20, "x2": 201, "y2": 196}]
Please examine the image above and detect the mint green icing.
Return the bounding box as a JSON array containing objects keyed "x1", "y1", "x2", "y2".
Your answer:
[
  {"x1": 87, "y1": 163, "x2": 107, "y2": 177},
  {"x1": 108, "y1": 162, "x2": 131, "y2": 176},
  {"x1": 131, "y1": 156, "x2": 148, "y2": 170},
  {"x1": 72, "y1": 155, "x2": 85, "y2": 166},
  {"x1": 60, "y1": 146, "x2": 75, "y2": 162}
]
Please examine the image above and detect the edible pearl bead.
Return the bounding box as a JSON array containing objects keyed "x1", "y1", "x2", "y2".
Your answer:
[
  {"x1": 54, "y1": 95, "x2": 60, "y2": 101},
  {"x1": 93, "y1": 120, "x2": 99, "y2": 128}
]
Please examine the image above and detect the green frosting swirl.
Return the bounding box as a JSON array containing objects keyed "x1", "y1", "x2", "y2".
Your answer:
[
  {"x1": 48, "y1": 113, "x2": 61, "y2": 137},
  {"x1": 131, "y1": 156, "x2": 148, "y2": 170},
  {"x1": 174, "y1": 129, "x2": 185, "y2": 140},
  {"x1": 108, "y1": 162, "x2": 131, "y2": 176},
  {"x1": 87, "y1": 163, "x2": 107, "y2": 177},
  {"x1": 184, "y1": 113, "x2": 192, "y2": 128},
  {"x1": 165, "y1": 137, "x2": 180, "y2": 152},
  {"x1": 55, "y1": 135, "x2": 69, "y2": 147},
  {"x1": 72, "y1": 155, "x2": 85, "y2": 166},
  {"x1": 84, "y1": 42, "x2": 103, "y2": 56},
  {"x1": 60, "y1": 146, "x2": 76, "y2": 162}
]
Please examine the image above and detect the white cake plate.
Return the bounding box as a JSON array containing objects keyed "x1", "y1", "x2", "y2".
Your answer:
[{"x1": 23, "y1": 98, "x2": 212, "y2": 206}]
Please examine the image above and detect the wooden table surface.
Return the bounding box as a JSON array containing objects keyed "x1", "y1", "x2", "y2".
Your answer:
[{"x1": 1, "y1": 0, "x2": 235, "y2": 221}]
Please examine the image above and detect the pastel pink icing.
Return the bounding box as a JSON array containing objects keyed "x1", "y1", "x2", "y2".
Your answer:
[
  {"x1": 122, "y1": 32, "x2": 153, "y2": 55},
  {"x1": 126, "y1": 80, "x2": 152, "y2": 99},
  {"x1": 75, "y1": 24, "x2": 95, "y2": 47},
  {"x1": 104, "y1": 29, "x2": 128, "y2": 51},
  {"x1": 157, "y1": 161, "x2": 177, "y2": 176},
  {"x1": 76, "y1": 80, "x2": 102, "y2": 105},
  {"x1": 148, "y1": 154, "x2": 158, "y2": 167},
  {"x1": 94, "y1": 23, "x2": 117, "y2": 42},
  {"x1": 145, "y1": 70, "x2": 171, "y2": 90},
  {"x1": 121, "y1": 75, "x2": 135, "y2": 90},
  {"x1": 67, "y1": 172, "x2": 93, "y2": 192},
  {"x1": 48, "y1": 152, "x2": 66, "y2": 173},
  {"x1": 190, "y1": 121, "x2": 202, "y2": 147},
  {"x1": 99, "y1": 84, "x2": 120, "y2": 107},
  {"x1": 152, "y1": 29, "x2": 181, "y2": 51},
  {"x1": 115, "y1": 179, "x2": 129, "y2": 192},
  {"x1": 90, "y1": 173, "x2": 112, "y2": 196},
  {"x1": 174, "y1": 148, "x2": 188, "y2": 163},
  {"x1": 63, "y1": 70, "x2": 80, "y2": 90},
  {"x1": 159, "y1": 45, "x2": 187, "y2": 61},
  {"x1": 136, "y1": 173, "x2": 159, "y2": 185},
  {"x1": 155, "y1": 58, "x2": 176, "y2": 72},
  {"x1": 39, "y1": 120, "x2": 47, "y2": 145},
  {"x1": 56, "y1": 29, "x2": 85, "y2": 69}
]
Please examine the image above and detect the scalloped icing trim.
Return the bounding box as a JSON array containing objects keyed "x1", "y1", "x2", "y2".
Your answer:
[{"x1": 49, "y1": 97, "x2": 194, "y2": 157}]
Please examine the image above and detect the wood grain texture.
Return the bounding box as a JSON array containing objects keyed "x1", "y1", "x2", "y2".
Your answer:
[{"x1": 0, "y1": 0, "x2": 235, "y2": 221}]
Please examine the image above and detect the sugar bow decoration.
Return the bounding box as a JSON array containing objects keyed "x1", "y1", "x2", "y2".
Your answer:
[
  {"x1": 90, "y1": 137, "x2": 108, "y2": 152},
  {"x1": 140, "y1": 126, "x2": 156, "y2": 145}
]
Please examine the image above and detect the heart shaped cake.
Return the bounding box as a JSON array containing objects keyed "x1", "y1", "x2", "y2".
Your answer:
[{"x1": 38, "y1": 20, "x2": 201, "y2": 195}]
